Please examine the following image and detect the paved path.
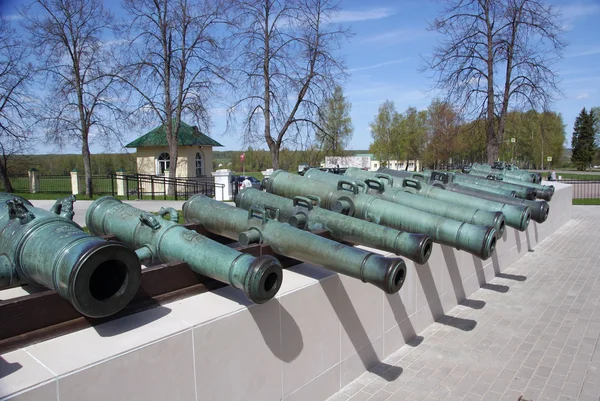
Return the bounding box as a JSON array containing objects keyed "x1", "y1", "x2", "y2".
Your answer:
[
  {"x1": 328, "y1": 206, "x2": 600, "y2": 401},
  {"x1": 30, "y1": 199, "x2": 187, "y2": 227}
]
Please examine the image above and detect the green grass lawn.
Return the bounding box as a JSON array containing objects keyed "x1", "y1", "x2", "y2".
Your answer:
[
  {"x1": 558, "y1": 173, "x2": 600, "y2": 180},
  {"x1": 573, "y1": 199, "x2": 600, "y2": 205},
  {"x1": 234, "y1": 171, "x2": 264, "y2": 180}
]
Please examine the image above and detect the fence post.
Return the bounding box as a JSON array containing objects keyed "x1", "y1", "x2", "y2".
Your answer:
[
  {"x1": 211, "y1": 169, "x2": 233, "y2": 201},
  {"x1": 28, "y1": 168, "x2": 40, "y2": 193},
  {"x1": 70, "y1": 169, "x2": 80, "y2": 195},
  {"x1": 116, "y1": 169, "x2": 126, "y2": 196}
]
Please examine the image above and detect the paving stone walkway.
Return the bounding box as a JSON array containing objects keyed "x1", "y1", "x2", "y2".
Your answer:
[{"x1": 328, "y1": 206, "x2": 600, "y2": 401}]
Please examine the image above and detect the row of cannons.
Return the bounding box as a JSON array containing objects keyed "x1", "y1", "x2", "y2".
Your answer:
[
  {"x1": 463, "y1": 162, "x2": 546, "y2": 185},
  {"x1": 0, "y1": 164, "x2": 554, "y2": 320}
]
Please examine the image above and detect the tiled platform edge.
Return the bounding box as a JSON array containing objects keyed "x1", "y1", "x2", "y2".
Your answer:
[{"x1": 0, "y1": 182, "x2": 572, "y2": 401}]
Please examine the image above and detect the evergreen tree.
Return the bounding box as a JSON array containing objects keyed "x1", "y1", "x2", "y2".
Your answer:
[{"x1": 571, "y1": 108, "x2": 596, "y2": 170}]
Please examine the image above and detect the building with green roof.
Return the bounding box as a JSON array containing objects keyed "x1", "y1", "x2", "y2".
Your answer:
[{"x1": 125, "y1": 121, "x2": 223, "y2": 177}]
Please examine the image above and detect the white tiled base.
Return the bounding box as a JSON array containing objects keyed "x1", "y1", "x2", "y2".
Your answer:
[{"x1": 0, "y1": 182, "x2": 572, "y2": 401}]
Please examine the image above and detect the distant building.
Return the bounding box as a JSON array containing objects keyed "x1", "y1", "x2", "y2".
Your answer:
[
  {"x1": 324, "y1": 155, "x2": 371, "y2": 169},
  {"x1": 324, "y1": 154, "x2": 421, "y2": 172},
  {"x1": 125, "y1": 121, "x2": 223, "y2": 177}
]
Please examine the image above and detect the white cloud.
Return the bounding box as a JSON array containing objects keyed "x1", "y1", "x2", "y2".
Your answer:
[
  {"x1": 567, "y1": 46, "x2": 600, "y2": 58},
  {"x1": 100, "y1": 39, "x2": 129, "y2": 48},
  {"x1": 576, "y1": 92, "x2": 589, "y2": 99},
  {"x1": 563, "y1": 76, "x2": 600, "y2": 84},
  {"x1": 360, "y1": 28, "x2": 430, "y2": 45},
  {"x1": 346, "y1": 58, "x2": 410, "y2": 73},
  {"x1": 559, "y1": 3, "x2": 600, "y2": 30},
  {"x1": 561, "y1": 3, "x2": 600, "y2": 20},
  {"x1": 330, "y1": 8, "x2": 394, "y2": 23}
]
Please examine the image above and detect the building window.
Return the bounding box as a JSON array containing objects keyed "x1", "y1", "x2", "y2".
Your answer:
[
  {"x1": 156, "y1": 152, "x2": 170, "y2": 175},
  {"x1": 195, "y1": 152, "x2": 203, "y2": 177},
  {"x1": 374, "y1": 163, "x2": 378, "y2": 169}
]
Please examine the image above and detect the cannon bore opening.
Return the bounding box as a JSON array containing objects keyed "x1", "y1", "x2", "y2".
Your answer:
[
  {"x1": 498, "y1": 220, "x2": 506, "y2": 235},
  {"x1": 264, "y1": 272, "x2": 279, "y2": 293},
  {"x1": 89, "y1": 260, "x2": 128, "y2": 301},
  {"x1": 489, "y1": 236, "x2": 497, "y2": 254},
  {"x1": 393, "y1": 267, "x2": 406, "y2": 288},
  {"x1": 423, "y1": 241, "x2": 432, "y2": 260}
]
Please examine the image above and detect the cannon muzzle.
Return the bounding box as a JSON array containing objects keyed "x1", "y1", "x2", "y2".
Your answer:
[
  {"x1": 185, "y1": 194, "x2": 408, "y2": 293},
  {"x1": 305, "y1": 168, "x2": 508, "y2": 236},
  {"x1": 86, "y1": 196, "x2": 283, "y2": 304},
  {"x1": 235, "y1": 188, "x2": 433, "y2": 264},
  {"x1": 265, "y1": 171, "x2": 498, "y2": 260},
  {"x1": 0, "y1": 193, "x2": 141, "y2": 318}
]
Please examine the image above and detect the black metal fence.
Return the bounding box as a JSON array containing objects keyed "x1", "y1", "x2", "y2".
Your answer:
[
  {"x1": 559, "y1": 180, "x2": 600, "y2": 200},
  {"x1": 78, "y1": 175, "x2": 116, "y2": 195},
  {"x1": 112, "y1": 173, "x2": 223, "y2": 200}
]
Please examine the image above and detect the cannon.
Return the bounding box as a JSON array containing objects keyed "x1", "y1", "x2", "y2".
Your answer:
[
  {"x1": 344, "y1": 167, "x2": 535, "y2": 227},
  {"x1": 183, "y1": 195, "x2": 407, "y2": 293},
  {"x1": 469, "y1": 163, "x2": 542, "y2": 184},
  {"x1": 462, "y1": 170, "x2": 553, "y2": 201},
  {"x1": 303, "y1": 168, "x2": 508, "y2": 235},
  {"x1": 85, "y1": 196, "x2": 282, "y2": 304},
  {"x1": 263, "y1": 170, "x2": 498, "y2": 260},
  {"x1": 468, "y1": 171, "x2": 553, "y2": 201},
  {"x1": 0, "y1": 193, "x2": 141, "y2": 318},
  {"x1": 380, "y1": 168, "x2": 539, "y2": 201},
  {"x1": 235, "y1": 188, "x2": 432, "y2": 264}
]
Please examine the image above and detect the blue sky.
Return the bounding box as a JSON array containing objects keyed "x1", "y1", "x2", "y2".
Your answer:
[{"x1": 2, "y1": 0, "x2": 599, "y2": 154}]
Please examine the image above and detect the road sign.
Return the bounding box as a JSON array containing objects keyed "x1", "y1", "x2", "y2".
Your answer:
[
  {"x1": 547, "y1": 156, "x2": 552, "y2": 162},
  {"x1": 510, "y1": 138, "x2": 516, "y2": 143}
]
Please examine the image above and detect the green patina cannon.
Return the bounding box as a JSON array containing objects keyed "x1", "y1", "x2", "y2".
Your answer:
[
  {"x1": 380, "y1": 168, "x2": 539, "y2": 200},
  {"x1": 458, "y1": 170, "x2": 553, "y2": 201},
  {"x1": 420, "y1": 171, "x2": 550, "y2": 223},
  {"x1": 85, "y1": 196, "x2": 282, "y2": 304},
  {"x1": 0, "y1": 193, "x2": 141, "y2": 318},
  {"x1": 263, "y1": 170, "x2": 497, "y2": 260},
  {"x1": 235, "y1": 188, "x2": 432, "y2": 264},
  {"x1": 469, "y1": 163, "x2": 542, "y2": 184},
  {"x1": 303, "y1": 168, "x2": 508, "y2": 235},
  {"x1": 466, "y1": 169, "x2": 553, "y2": 201},
  {"x1": 346, "y1": 168, "x2": 536, "y2": 227},
  {"x1": 183, "y1": 195, "x2": 407, "y2": 294}
]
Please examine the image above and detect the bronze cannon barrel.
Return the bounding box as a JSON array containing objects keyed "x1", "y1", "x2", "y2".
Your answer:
[
  {"x1": 304, "y1": 168, "x2": 507, "y2": 236},
  {"x1": 0, "y1": 193, "x2": 141, "y2": 318},
  {"x1": 235, "y1": 188, "x2": 432, "y2": 264},
  {"x1": 183, "y1": 195, "x2": 407, "y2": 294},
  {"x1": 345, "y1": 168, "x2": 533, "y2": 229},
  {"x1": 263, "y1": 170, "x2": 498, "y2": 260},
  {"x1": 379, "y1": 168, "x2": 538, "y2": 200},
  {"x1": 85, "y1": 196, "x2": 282, "y2": 304},
  {"x1": 469, "y1": 163, "x2": 541, "y2": 184}
]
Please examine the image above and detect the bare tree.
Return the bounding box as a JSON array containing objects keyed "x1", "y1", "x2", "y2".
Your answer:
[
  {"x1": 118, "y1": 0, "x2": 228, "y2": 187},
  {"x1": 228, "y1": 0, "x2": 349, "y2": 169},
  {"x1": 0, "y1": 16, "x2": 35, "y2": 193},
  {"x1": 424, "y1": 99, "x2": 462, "y2": 168},
  {"x1": 21, "y1": 0, "x2": 120, "y2": 197},
  {"x1": 426, "y1": 0, "x2": 565, "y2": 163}
]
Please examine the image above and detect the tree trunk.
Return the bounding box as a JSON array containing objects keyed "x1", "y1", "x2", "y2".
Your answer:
[
  {"x1": 0, "y1": 158, "x2": 14, "y2": 193},
  {"x1": 269, "y1": 144, "x2": 280, "y2": 171},
  {"x1": 82, "y1": 136, "x2": 93, "y2": 197},
  {"x1": 485, "y1": 3, "x2": 497, "y2": 164}
]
